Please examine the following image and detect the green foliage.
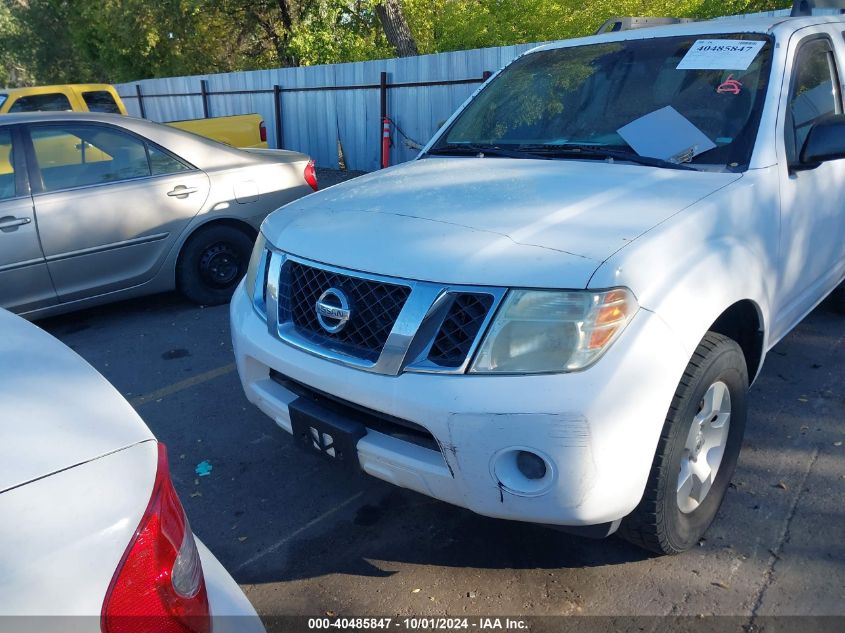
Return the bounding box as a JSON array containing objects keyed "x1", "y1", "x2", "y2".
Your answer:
[
  {"x1": 1, "y1": 0, "x2": 86, "y2": 86},
  {"x1": 0, "y1": 2, "x2": 28, "y2": 86},
  {"x1": 422, "y1": 0, "x2": 790, "y2": 53},
  {"x1": 288, "y1": 1, "x2": 393, "y2": 65},
  {"x1": 1, "y1": 0, "x2": 793, "y2": 85}
]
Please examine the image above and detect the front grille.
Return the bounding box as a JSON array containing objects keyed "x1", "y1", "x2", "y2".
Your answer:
[
  {"x1": 279, "y1": 260, "x2": 411, "y2": 362},
  {"x1": 427, "y1": 293, "x2": 494, "y2": 367}
]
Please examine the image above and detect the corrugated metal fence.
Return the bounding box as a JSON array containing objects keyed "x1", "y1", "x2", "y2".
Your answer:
[
  {"x1": 114, "y1": 43, "x2": 540, "y2": 172},
  {"x1": 113, "y1": 9, "x2": 814, "y2": 172}
]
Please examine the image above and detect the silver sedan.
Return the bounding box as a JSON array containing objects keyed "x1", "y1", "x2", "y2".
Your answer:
[{"x1": 0, "y1": 111, "x2": 317, "y2": 316}]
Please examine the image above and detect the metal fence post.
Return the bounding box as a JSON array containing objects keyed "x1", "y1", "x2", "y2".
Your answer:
[
  {"x1": 115, "y1": 65, "x2": 498, "y2": 170},
  {"x1": 135, "y1": 84, "x2": 147, "y2": 118},
  {"x1": 273, "y1": 84, "x2": 284, "y2": 149},
  {"x1": 200, "y1": 79, "x2": 210, "y2": 118},
  {"x1": 379, "y1": 71, "x2": 388, "y2": 169}
]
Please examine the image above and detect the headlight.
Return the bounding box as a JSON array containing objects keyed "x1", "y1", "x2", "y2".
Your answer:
[
  {"x1": 469, "y1": 288, "x2": 638, "y2": 374},
  {"x1": 244, "y1": 233, "x2": 268, "y2": 304}
]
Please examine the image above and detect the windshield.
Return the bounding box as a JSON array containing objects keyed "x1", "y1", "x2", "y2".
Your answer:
[
  {"x1": 0, "y1": 94, "x2": 7, "y2": 110},
  {"x1": 431, "y1": 34, "x2": 773, "y2": 170}
]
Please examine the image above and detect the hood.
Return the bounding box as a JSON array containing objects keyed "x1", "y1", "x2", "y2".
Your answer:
[
  {"x1": 0, "y1": 310, "x2": 153, "y2": 494},
  {"x1": 262, "y1": 157, "x2": 741, "y2": 288}
]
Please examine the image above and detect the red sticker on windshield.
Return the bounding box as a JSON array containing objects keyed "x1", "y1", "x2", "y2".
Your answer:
[{"x1": 717, "y1": 75, "x2": 743, "y2": 95}]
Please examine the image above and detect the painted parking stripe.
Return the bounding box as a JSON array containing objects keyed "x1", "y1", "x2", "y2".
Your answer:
[
  {"x1": 235, "y1": 491, "x2": 365, "y2": 573},
  {"x1": 130, "y1": 363, "x2": 236, "y2": 408}
]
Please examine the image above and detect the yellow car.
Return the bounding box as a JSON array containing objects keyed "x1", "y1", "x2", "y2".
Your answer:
[
  {"x1": 0, "y1": 84, "x2": 129, "y2": 115},
  {"x1": 0, "y1": 84, "x2": 268, "y2": 150}
]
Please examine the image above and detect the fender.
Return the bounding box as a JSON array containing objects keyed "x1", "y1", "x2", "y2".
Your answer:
[
  {"x1": 148, "y1": 213, "x2": 261, "y2": 290},
  {"x1": 638, "y1": 239, "x2": 770, "y2": 375},
  {"x1": 590, "y1": 170, "x2": 779, "y2": 382}
]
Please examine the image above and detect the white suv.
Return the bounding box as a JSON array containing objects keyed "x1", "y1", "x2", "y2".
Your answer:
[{"x1": 231, "y1": 11, "x2": 845, "y2": 554}]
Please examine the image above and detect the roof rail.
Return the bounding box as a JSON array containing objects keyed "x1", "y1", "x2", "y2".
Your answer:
[
  {"x1": 594, "y1": 16, "x2": 695, "y2": 35},
  {"x1": 792, "y1": 0, "x2": 845, "y2": 16}
]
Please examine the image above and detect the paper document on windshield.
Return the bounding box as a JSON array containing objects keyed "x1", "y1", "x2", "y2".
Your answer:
[
  {"x1": 677, "y1": 39, "x2": 765, "y2": 71},
  {"x1": 616, "y1": 106, "x2": 716, "y2": 163}
]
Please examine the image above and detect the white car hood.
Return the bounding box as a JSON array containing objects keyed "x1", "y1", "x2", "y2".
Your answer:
[
  {"x1": 263, "y1": 157, "x2": 741, "y2": 288},
  {"x1": 0, "y1": 310, "x2": 153, "y2": 493}
]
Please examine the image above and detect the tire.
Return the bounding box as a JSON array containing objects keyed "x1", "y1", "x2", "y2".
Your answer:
[
  {"x1": 618, "y1": 332, "x2": 748, "y2": 555},
  {"x1": 176, "y1": 225, "x2": 255, "y2": 306}
]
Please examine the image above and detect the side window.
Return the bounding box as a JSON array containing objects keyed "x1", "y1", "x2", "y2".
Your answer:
[
  {"x1": 8, "y1": 93, "x2": 72, "y2": 113},
  {"x1": 785, "y1": 38, "x2": 841, "y2": 163},
  {"x1": 147, "y1": 145, "x2": 191, "y2": 176},
  {"x1": 82, "y1": 91, "x2": 121, "y2": 114},
  {"x1": 30, "y1": 125, "x2": 151, "y2": 192},
  {"x1": 0, "y1": 129, "x2": 16, "y2": 200}
]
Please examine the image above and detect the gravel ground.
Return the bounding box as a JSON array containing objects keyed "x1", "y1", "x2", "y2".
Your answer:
[{"x1": 316, "y1": 167, "x2": 367, "y2": 189}]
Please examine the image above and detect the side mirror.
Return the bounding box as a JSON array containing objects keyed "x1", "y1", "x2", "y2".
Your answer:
[{"x1": 799, "y1": 113, "x2": 845, "y2": 167}]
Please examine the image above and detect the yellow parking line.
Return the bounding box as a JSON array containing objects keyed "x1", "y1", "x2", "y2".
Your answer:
[{"x1": 129, "y1": 363, "x2": 236, "y2": 408}]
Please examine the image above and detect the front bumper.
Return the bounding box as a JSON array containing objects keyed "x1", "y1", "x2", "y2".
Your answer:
[{"x1": 230, "y1": 282, "x2": 689, "y2": 527}]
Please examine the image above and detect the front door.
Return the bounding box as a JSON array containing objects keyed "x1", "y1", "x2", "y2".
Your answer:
[
  {"x1": 25, "y1": 122, "x2": 210, "y2": 303},
  {"x1": 773, "y1": 31, "x2": 845, "y2": 340},
  {"x1": 0, "y1": 126, "x2": 57, "y2": 314}
]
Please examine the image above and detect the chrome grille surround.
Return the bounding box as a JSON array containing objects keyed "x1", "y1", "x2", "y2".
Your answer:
[
  {"x1": 427, "y1": 293, "x2": 495, "y2": 367},
  {"x1": 282, "y1": 259, "x2": 411, "y2": 362},
  {"x1": 260, "y1": 250, "x2": 506, "y2": 376}
]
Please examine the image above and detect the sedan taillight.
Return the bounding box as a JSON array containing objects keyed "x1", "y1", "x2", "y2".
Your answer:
[
  {"x1": 304, "y1": 159, "x2": 318, "y2": 191},
  {"x1": 259, "y1": 120, "x2": 267, "y2": 143},
  {"x1": 101, "y1": 443, "x2": 210, "y2": 633}
]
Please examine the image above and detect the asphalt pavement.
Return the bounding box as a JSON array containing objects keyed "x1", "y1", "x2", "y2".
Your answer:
[{"x1": 38, "y1": 169, "x2": 845, "y2": 628}]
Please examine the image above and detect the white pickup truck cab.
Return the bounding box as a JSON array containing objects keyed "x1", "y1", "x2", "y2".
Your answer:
[{"x1": 231, "y1": 10, "x2": 845, "y2": 554}]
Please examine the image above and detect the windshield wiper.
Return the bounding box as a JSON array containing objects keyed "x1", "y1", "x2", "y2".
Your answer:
[
  {"x1": 426, "y1": 144, "x2": 551, "y2": 160},
  {"x1": 516, "y1": 144, "x2": 697, "y2": 171}
]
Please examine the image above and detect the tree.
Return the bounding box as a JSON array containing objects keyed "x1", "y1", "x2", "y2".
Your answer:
[
  {"x1": 237, "y1": 0, "x2": 300, "y2": 67},
  {"x1": 0, "y1": 0, "x2": 88, "y2": 85},
  {"x1": 1, "y1": 0, "x2": 793, "y2": 85},
  {"x1": 375, "y1": 0, "x2": 418, "y2": 57},
  {"x1": 0, "y1": 1, "x2": 33, "y2": 86},
  {"x1": 424, "y1": 0, "x2": 790, "y2": 53}
]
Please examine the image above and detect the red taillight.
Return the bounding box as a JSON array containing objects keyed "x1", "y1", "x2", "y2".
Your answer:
[
  {"x1": 101, "y1": 443, "x2": 210, "y2": 633},
  {"x1": 259, "y1": 120, "x2": 267, "y2": 143},
  {"x1": 304, "y1": 159, "x2": 318, "y2": 191}
]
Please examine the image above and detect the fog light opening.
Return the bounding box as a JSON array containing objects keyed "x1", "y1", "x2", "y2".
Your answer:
[
  {"x1": 491, "y1": 448, "x2": 556, "y2": 497},
  {"x1": 516, "y1": 450, "x2": 547, "y2": 480}
]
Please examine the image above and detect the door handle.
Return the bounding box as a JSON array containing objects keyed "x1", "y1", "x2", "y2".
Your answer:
[
  {"x1": 0, "y1": 216, "x2": 32, "y2": 231},
  {"x1": 167, "y1": 186, "x2": 199, "y2": 198}
]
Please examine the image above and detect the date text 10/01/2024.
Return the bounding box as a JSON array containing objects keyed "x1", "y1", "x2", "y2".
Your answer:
[{"x1": 307, "y1": 618, "x2": 528, "y2": 630}]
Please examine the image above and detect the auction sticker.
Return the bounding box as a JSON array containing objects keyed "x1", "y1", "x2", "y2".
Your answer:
[{"x1": 676, "y1": 39, "x2": 765, "y2": 71}]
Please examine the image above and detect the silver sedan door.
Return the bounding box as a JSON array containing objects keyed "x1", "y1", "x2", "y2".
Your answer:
[
  {"x1": 26, "y1": 122, "x2": 210, "y2": 302},
  {"x1": 0, "y1": 126, "x2": 57, "y2": 314}
]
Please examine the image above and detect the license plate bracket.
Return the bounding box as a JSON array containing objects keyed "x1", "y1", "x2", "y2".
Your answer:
[{"x1": 288, "y1": 397, "x2": 367, "y2": 471}]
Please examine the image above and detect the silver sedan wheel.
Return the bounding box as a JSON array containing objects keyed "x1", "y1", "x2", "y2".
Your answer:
[{"x1": 677, "y1": 380, "x2": 732, "y2": 514}]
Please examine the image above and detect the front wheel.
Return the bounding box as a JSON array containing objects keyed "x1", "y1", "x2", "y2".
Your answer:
[
  {"x1": 177, "y1": 225, "x2": 255, "y2": 305},
  {"x1": 619, "y1": 332, "x2": 748, "y2": 554}
]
